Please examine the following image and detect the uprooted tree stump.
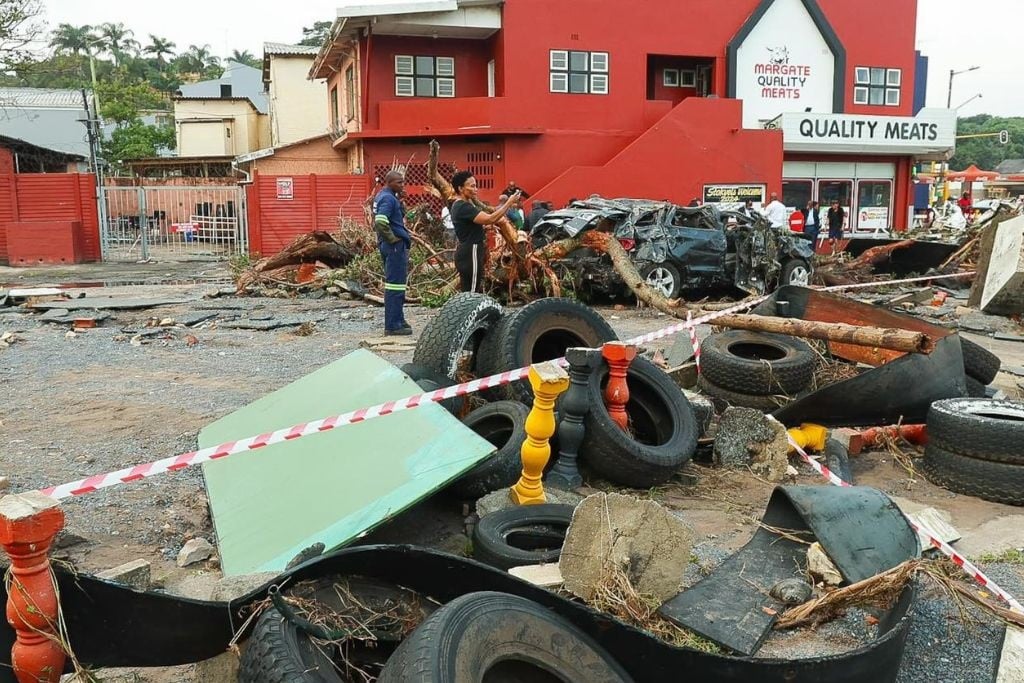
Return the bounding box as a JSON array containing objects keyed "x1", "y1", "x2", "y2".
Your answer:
[{"x1": 237, "y1": 231, "x2": 358, "y2": 292}]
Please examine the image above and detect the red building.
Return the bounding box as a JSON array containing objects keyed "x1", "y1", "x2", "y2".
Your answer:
[{"x1": 309, "y1": 0, "x2": 954, "y2": 233}]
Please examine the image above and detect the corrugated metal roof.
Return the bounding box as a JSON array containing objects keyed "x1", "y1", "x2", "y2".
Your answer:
[
  {"x1": 264, "y1": 42, "x2": 320, "y2": 56},
  {"x1": 176, "y1": 62, "x2": 269, "y2": 114},
  {"x1": 0, "y1": 87, "x2": 85, "y2": 109},
  {"x1": 995, "y1": 159, "x2": 1024, "y2": 175}
]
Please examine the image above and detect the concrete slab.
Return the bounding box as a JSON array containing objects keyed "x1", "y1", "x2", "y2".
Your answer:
[
  {"x1": 981, "y1": 215, "x2": 1024, "y2": 315},
  {"x1": 955, "y1": 515, "x2": 1024, "y2": 559},
  {"x1": 997, "y1": 626, "x2": 1024, "y2": 683}
]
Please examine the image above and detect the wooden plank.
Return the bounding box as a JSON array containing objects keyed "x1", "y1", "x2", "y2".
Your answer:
[{"x1": 508, "y1": 563, "x2": 563, "y2": 588}]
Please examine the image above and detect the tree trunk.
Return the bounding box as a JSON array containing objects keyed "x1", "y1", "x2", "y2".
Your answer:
[{"x1": 712, "y1": 313, "x2": 934, "y2": 354}]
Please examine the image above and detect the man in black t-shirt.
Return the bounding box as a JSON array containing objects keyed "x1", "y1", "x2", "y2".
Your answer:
[
  {"x1": 826, "y1": 199, "x2": 846, "y2": 253},
  {"x1": 449, "y1": 171, "x2": 520, "y2": 293}
]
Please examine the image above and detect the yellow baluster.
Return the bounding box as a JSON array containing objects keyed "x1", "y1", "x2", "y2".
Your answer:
[{"x1": 510, "y1": 361, "x2": 570, "y2": 505}]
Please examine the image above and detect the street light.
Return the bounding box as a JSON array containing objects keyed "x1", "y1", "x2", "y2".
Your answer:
[
  {"x1": 955, "y1": 93, "x2": 983, "y2": 110},
  {"x1": 947, "y1": 66, "x2": 980, "y2": 108}
]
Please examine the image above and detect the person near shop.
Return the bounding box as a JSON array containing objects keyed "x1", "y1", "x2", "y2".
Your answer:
[
  {"x1": 451, "y1": 171, "x2": 521, "y2": 293},
  {"x1": 764, "y1": 192, "x2": 787, "y2": 228},
  {"x1": 372, "y1": 170, "x2": 412, "y2": 336},
  {"x1": 739, "y1": 199, "x2": 760, "y2": 219},
  {"x1": 958, "y1": 192, "x2": 973, "y2": 224},
  {"x1": 502, "y1": 194, "x2": 526, "y2": 232},
  {"x1": 802, "y1": 200, "x2": 821, "y2": 242},
  {"x1": 826, "y1": 199, "x2": 846, "y2": 252},
  {"x1": 525, "y1": 200, "x2": 551, "y2": 231}
]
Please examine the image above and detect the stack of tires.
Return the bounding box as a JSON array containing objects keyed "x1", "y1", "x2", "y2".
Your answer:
[
  {"x1": 922, "y1": 398, "x2": 1024, "y2": 506},
  {"x1": 960, "y1": 337, "x2": 1001, "y2": 398},
  {"x1": 697, "y1": 330, "x2": 815, "y2": 411},
  {"x1": 404, "y1": 292, "x2": 700, "y2": 497}
]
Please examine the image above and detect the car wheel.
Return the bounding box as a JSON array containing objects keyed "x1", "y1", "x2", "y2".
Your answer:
[
  {"x1": 780, "y1": 259, "x2": 812, "y2": 287},
  {"x1": 472, "y1": 504, "x2": 574, "y2": 570},
  {"x1": 641, "y1": 262, "x2": 682, "y2": 299}
]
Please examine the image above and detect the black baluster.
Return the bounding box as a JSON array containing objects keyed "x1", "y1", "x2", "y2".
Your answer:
[{"x1": 546, "y1": 347, "x2": 598, "y2": 490}]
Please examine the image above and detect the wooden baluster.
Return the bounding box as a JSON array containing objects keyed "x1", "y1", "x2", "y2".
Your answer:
[
  {"x1": 510, "y1": 361, "x2": 570, "y2": 505},
  {"x1": 0, "y1": 492, "x2": 66, "y2": 683},
  {"x1": 602, "y1": 342, "x2": 637, "y2": 432},
  {"x1": 546, "y1": 347, "x2": 599, "y2": 491}
]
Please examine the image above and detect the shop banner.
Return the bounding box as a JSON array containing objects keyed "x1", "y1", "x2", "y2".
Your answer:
[
  {"x1": 703, "y1": 184, "x2": 766, "y2": 205},
  {"x1": 857, "y1": 207, "x2": 890, "y2": 232}
]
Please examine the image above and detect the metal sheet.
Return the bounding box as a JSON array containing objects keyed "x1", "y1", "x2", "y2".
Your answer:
[{"x1": 200, "y1": 349, "x2": 495, "y2": 576}]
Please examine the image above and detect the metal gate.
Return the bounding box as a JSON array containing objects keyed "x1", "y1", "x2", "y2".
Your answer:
[{"x1": 98, "y1": 185, "x2": 248, "y2": 261}]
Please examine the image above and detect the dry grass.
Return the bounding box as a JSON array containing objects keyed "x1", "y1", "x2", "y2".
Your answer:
[
  {"x1": 588, "y1": 562, "x2": 721, "y2": 653},
  {"x1": 806, "y1": 340, "x2": 862, "y2": 391}
]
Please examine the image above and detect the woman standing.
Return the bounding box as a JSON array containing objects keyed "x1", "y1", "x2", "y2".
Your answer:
[{"x1": 450, "y1": 171, "x2": 520, "y2": 293}]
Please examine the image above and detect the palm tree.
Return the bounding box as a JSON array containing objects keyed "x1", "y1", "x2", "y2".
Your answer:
[
  {"x1": 181, "y1": 43, "x2": 215, "y2": 73},
  {"x1": 49, "y1": 24, "x2": 97, "y2": 56},
  {"x1": 145, "y1": 35, "x2": 176, "y2": 64},
  {"x1": 99, "y1": 22, "x2": 137, "y2": 64},
  {"x1": 229, "y1": 49, "x2": 260, "y2": 68}
]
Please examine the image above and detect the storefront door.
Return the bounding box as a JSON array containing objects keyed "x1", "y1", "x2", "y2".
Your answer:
[
  {"x1": 854, "y1": 180, "x2": 893, "y2": 234},
  {"x1": 817, "y1": 180, "x2": 852, "y2": 234}
]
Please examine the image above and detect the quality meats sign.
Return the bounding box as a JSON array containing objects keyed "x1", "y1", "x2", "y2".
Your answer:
[{"x1": 754, "y1": 51, "x2": 812, "y2": 100}]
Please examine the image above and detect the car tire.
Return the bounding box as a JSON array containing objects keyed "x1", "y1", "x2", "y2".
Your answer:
[
  {"x1": 412, "y1": 293, "x2": 502, "y2": 382},
  {"x1": 640, "y1": 262, "x2": 682, "y2": 299},
  {"x1": 238, "y1": 607, "x2": 344, "y2": 683},
  {"x1": 698, "y1": 376, "x2": 791, "y2": 412},
  {"x1": 960, "y1": 337, "x2": 1001, "y2": 384},
  {"x1": 922, "y1": 443, "x2": 1024, "y2": 506},
  {"x1": 780, "y1": 259, "x2": 812, "y2": 287},
  {"x1": 701, "y1": 331, "x2": 815, "y2": 395},
  {"x1": 472, "y1": 504, "x2": 574, "y2": 570},
  {"x1": 581, "y1": 356, "x2": 699, "y2": 487},
  {"x1": 448, "y1": 401, "x2": 530, "y2": 498},
  {"x1": 479, "y1": 298, "x2": 618, "y2": 405},
  {"x1": 400, "y1": 363, "x2": 464, "y2": 416},
  {"x1": 377, "y1": 592, "x2": 632, "y2": 683},
  {"x1": 965, "y1": 375, "x2": 987, "y2": 398},
  {"x1": 927, "y1": 398, "x2": 1024, "y2": 464}
]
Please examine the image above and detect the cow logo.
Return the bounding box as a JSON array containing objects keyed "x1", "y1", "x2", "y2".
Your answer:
[{"x1": 767, "y1": 46, "x2": 790, "y2": 64}]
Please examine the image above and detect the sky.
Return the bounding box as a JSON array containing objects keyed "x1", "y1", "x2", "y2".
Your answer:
[{"x1": 37, "y1": 0, "x2": 1024, "y2": 118}]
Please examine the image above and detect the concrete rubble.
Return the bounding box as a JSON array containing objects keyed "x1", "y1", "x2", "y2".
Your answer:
[
  {"x1": 176, "y1": 537, "x2": 215, "y2": 568},
  {"x1": 712, "y1": 408, "x2": 791, "y2": 482}
]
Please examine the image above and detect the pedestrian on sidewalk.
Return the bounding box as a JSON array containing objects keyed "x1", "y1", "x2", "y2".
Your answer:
[
  {"x1": 802, "y1": 200, "x2": 821, "y2": 242},
  {"x1": 372, "y1": 170, "x2": 412, "y2": 336},
  {"x1": 826, "y1": 199, "x2": 846, "y2": 254},
  {"x1": 764, "y1": 192, "x2": 787, "y2": 229},
  {"x1": 450, "y1": 171, "x2": 521, "y2": 293}
]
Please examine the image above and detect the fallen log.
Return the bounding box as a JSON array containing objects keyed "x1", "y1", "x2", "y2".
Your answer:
[
  {"x1": 712, "y1": 313, "x2": 934, "y2": 354},
  {"x1": 237, "y1": 231, "x2": 356, "y2": 292}
]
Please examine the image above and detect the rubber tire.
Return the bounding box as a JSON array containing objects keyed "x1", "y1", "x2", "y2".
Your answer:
[
  {"x1": 640, "y1": 261, "x2": 682, "y2": 299},
  {"x1": 965, "y1": 375, "x2": 987, "y2": 398},
  {"x1": 377, "y1": 592, "x2": 632, "y2": 683},
  {"x1": 698, "y1": 376, "x2": 791, "y2": 412},
  {"x1": 961, "y1": 337, "x2": 1001, "y2": 384},
  {"x1": 475, "y1": 309, "x2": 520, "y2": 400},
  {"x1": 472, "y1": 504, "x2": 574, "y2": 570},
  {"x1": 922, "y1": 443, "x2": 1024, "y2": 506},
  {"x1": 448, "y1": 401, "x2": 530, "y2": 498},
  {"x1": 479, "y1": 297, "x2": 618, "y2": 404},
  {"x1": 412, "y1": 292, "x2": 502, "y2": 381},
  {"x1": 581, "y1": 356, "x2": 699, "y2": 487},
  {"x1": 823, "y1": 437, "x2": 854, "y2": 484},
  {"x1": 238, "y1": 607, "x2": 344, "y2": 683},
  {"x1": 780, "y1": 259, "x2": 812, "y2": 287},
  {"x1": 400, "y1": 363, "x2": 463, "y2": 416},
  {"x1": 701, "y1": 330, "x2": 815, "y2": 395},
  {"x1": 927, "y1": 398, "x2": 1024, "y2": 464}
]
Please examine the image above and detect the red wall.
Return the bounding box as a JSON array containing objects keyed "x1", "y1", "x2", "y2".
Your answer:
[
  {"x1": 0, "y1": 173, "x2": 99, "y2": 264},
  {"x1": 0, "y1": 149, "x2": 13, "y2": 176},
  {"x1": 247, "y1": 173, "x2": 370, "y2": 255}
]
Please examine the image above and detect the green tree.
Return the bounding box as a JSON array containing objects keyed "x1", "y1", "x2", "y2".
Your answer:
[
  {"x1": 178, "y1": 43, "x2": 215, "y2": 73},
  {"x1": 298, "y1": 20, "x2": 332, "y2": 47},
  {"x1": 99, "y1": 22, "x2": 139, "y2": 64},
  {"x1": 144, "y1": 35, "x2": 176, "y2": 64},
  {"x1": 102, "y1": 120, "x2": 175, "y2": 165},
  {"x1": 0, "y1": 0, "x2": 44, "y2": 70},
  {"x1": 96, "y1": 80, "x2": 166, "y2": 125},
  {"x1": 96, "y1": 79, "x2": 173, "y2": 166},
  {"x1": 950, "y1": 115, "x2": 1024, "y2": 172},
  {"x1": 229, "y1": 49, "x2": 260, "y2": 68},
  {"x1": 49, "y1": 22, "x2": 96, "y2": 56}
]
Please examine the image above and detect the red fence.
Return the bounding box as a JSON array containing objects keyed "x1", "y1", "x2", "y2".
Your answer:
[
  {"x1": 246, "y1": 173, "x2": 371, "y2": 256},
  {"x1": 0, "y1": 174, "x2": 100, "y2": 265}
]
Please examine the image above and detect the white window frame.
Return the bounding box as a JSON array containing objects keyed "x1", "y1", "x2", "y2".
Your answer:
[
  {"x1": 395, "y1": 76, "x2": 415, "y2": 97},
  {"x1": 437, "y1": 56, "x2": 455, "y2": 77},
  {"x1": 886, "y1": 68, "x2": 902, "y2": 87},
  {"x1": 549, "y1": 48, "x2": 609, "y2": 95},
  {"x1": 394, "y1": 55, "x2": 455, "y2": 98},
  {"x1": 679, "y1": 69, "x2": 697, "y2": 88},
  {"x1": 853, "y1": 86, "x2": 869, "y2": 105},
  {"x1": 436, "y1": 78, "x2": 456, "y2": 98},
  {"x1": 550, "y1": 50, "x2": 569, "y2": 71},
  {"x1": 854, "y1": 65, "x2": 902, "y2": 107},
  {"x1": 855, "y1": 66, "x2": 870, "y2": 85},
  {"x1": 395, "y1": 55, "x2": 414, "y2": 76},
  {"x1": 884, "y1": 88, "x2": 900, "y2": 106},
  {"x1": 590, "y1": 52, "x2": 609, "y2": 73},
  {"x1": 590, "y1": 74, "x2": 609, "y2": 95},
  {"x1": 663, "y1": 68, "x2": 679, "y2": 87}
]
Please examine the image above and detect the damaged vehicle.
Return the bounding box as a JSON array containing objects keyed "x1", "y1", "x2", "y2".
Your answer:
[{"x1": 531, "y1": 197, "x2": 815, "y2": 297}]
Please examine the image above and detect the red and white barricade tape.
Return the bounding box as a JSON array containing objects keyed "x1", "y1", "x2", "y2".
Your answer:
[
  {"x1": 686, "y1": 310, "x2": 701, "y2": 375},
  {"x1": 781, "y1": 424, "x2": 1024, "y2": 614}
]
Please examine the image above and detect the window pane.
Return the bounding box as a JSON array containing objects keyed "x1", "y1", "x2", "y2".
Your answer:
[
  {"x1": 550, "y1": 50, "x2": 568, "y2": 70},
  {"x1": 415, "y1": 56, "x2": 435, "y2": 76},
  {"x1": 858, "y1": 181, "x2": 891, "y2": 208},
  {"x1": 395, "y1": 55, "x2": 414, "y2": 75},
  {"x1": 415, "y1": 77, "x2": 434, "y2": 97},
  {"x1": 818, "y1": 180, "x2": 852, "y2": 206},
  {"x1": 437, "y1": 78, "x2": 455, "y2": 97},
  {"x1": 885, "y1": 88, "x2": 900, "y2": 106},
  {"x1": 680, "y1": 69, "x2": 696, "y2": 87},
  {"x1": 870, "y1": 68, "x2": 885, "y2": 86},
  {"x1": 782, "y1": 180, "x2": 813, "y2": 209},
  {"x1": 886, "y1": 69, "x2": 901, "y2": 86},
  {"x1": 591, "y1": 52, "x2": 609, "y2": 72},
  {"x1": 569, "y1": 73, "x2": 589, "y2": 93},
  {"x1": 855, "y1": 67, "x2": 870, "y2": 85},
  {"x1": 436, "y1": 57, "x2": 455, "y2": 76},
  {"x1": 663, "y1": 69, "x2": 679, "y2": 87},
  {"x1": 869, "y1": 88, "x2": 884, "y2": 105},
  {"x1": 590, "y1": 74, "x2": 608, "y2": 94},
  {"x1": 853, "y1": 86, "x2": 869, "y2": 105},
  {"x1": 550, "y1": 72, "x2": 568, "y2": 93},
  {"x1": 395, "y1": 77, "x2": 414, "y2": 96},
  {"x1": 569, "y1": 51, "x2": 588, "y2": 71}
]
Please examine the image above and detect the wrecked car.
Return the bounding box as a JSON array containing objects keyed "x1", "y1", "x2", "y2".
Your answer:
[{"x1": 531, "y1": 197, "x2": 815, "y2": 297}]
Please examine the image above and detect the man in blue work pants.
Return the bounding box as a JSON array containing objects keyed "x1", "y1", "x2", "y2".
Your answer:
[{"x1": 373, "y1": 170, "x2": 412, "y2": 336}]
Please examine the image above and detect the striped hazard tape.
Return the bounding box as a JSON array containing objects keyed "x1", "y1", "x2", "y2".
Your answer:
[{"x1": 781, "y1": 424, "x2": 1024, "y2": 614}]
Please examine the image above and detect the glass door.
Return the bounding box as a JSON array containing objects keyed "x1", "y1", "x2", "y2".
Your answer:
[
  {"x1": 854, "y1": 180, "x2": 893, "y2": 234},
  {"x1": 817, "y1": 180, "x2": 852, "y2": 235}
]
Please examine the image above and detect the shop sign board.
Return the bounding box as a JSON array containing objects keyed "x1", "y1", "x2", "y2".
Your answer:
[
  {"x1": 732, "y1": 0, "x2": 838, "y2": 127},
  {"x1": 858, "y1": 207, "x2": 890, "y2": 231},
  {"x1": 276, "y1": 177, "x2": 294, "y2": 201},
  {"x1": 703, "y1": 184, "x2": 766, "y2": 206},
  {"x1": 780, "y1": 108, "x2": 957, "y2": 156}
]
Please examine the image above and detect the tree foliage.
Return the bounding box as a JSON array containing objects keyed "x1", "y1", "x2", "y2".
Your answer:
[
  {"x1": 0, "y1": 0, "x2": 43, "y2": 70},
  {"x1": 102, "y1": 119, "x2": 175, "y2": 165},
  {"x1": 950, "y1": 115, "x2": 1024, "y2": 172},
  {"x1": 298, "y1": 20, "x2": 332, "y2": 47}
]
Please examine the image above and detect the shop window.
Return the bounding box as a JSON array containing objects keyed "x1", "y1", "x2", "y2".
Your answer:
[
  {"x1": 395, "y1": 55, "x2": 455, "y2": 98},
  {"x1": 818, "y1": 180, "x2": 853, "y2": 208},
  {"x1": 854, "y1": 67, "x2": 900, "y2": 107},
  {"x1": 782, "y1": 180, "x2": 813, "y2": 210},
  {"x1": 550, "y1": 49, "x2": 609, "y2": 95},
  {"x1": 345, "y1": 66, "x2": 356, "y2": 121},
  {"x1": 857, "y1": 180, "x2": 892, "y2": 231}
]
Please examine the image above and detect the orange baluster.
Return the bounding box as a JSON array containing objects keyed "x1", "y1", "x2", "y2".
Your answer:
[
  {"x1": 602, "y1": 342, "x2": 637, "y2": 432},
  {"x1": 0, "y1": 492, "x2": 66, "y2": 683}
]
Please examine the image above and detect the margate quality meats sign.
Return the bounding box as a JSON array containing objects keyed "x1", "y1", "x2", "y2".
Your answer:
[{"x1": 734, "y1": 0, "x2": 837, "y2": 127}]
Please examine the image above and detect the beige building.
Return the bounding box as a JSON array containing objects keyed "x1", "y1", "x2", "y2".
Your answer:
[
  {"x1": 263, "y1": 43, "x2": 328, "y2": 146},
  {"x1": 173, "y1": 62, "x2": 271, "y2": 159}
]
